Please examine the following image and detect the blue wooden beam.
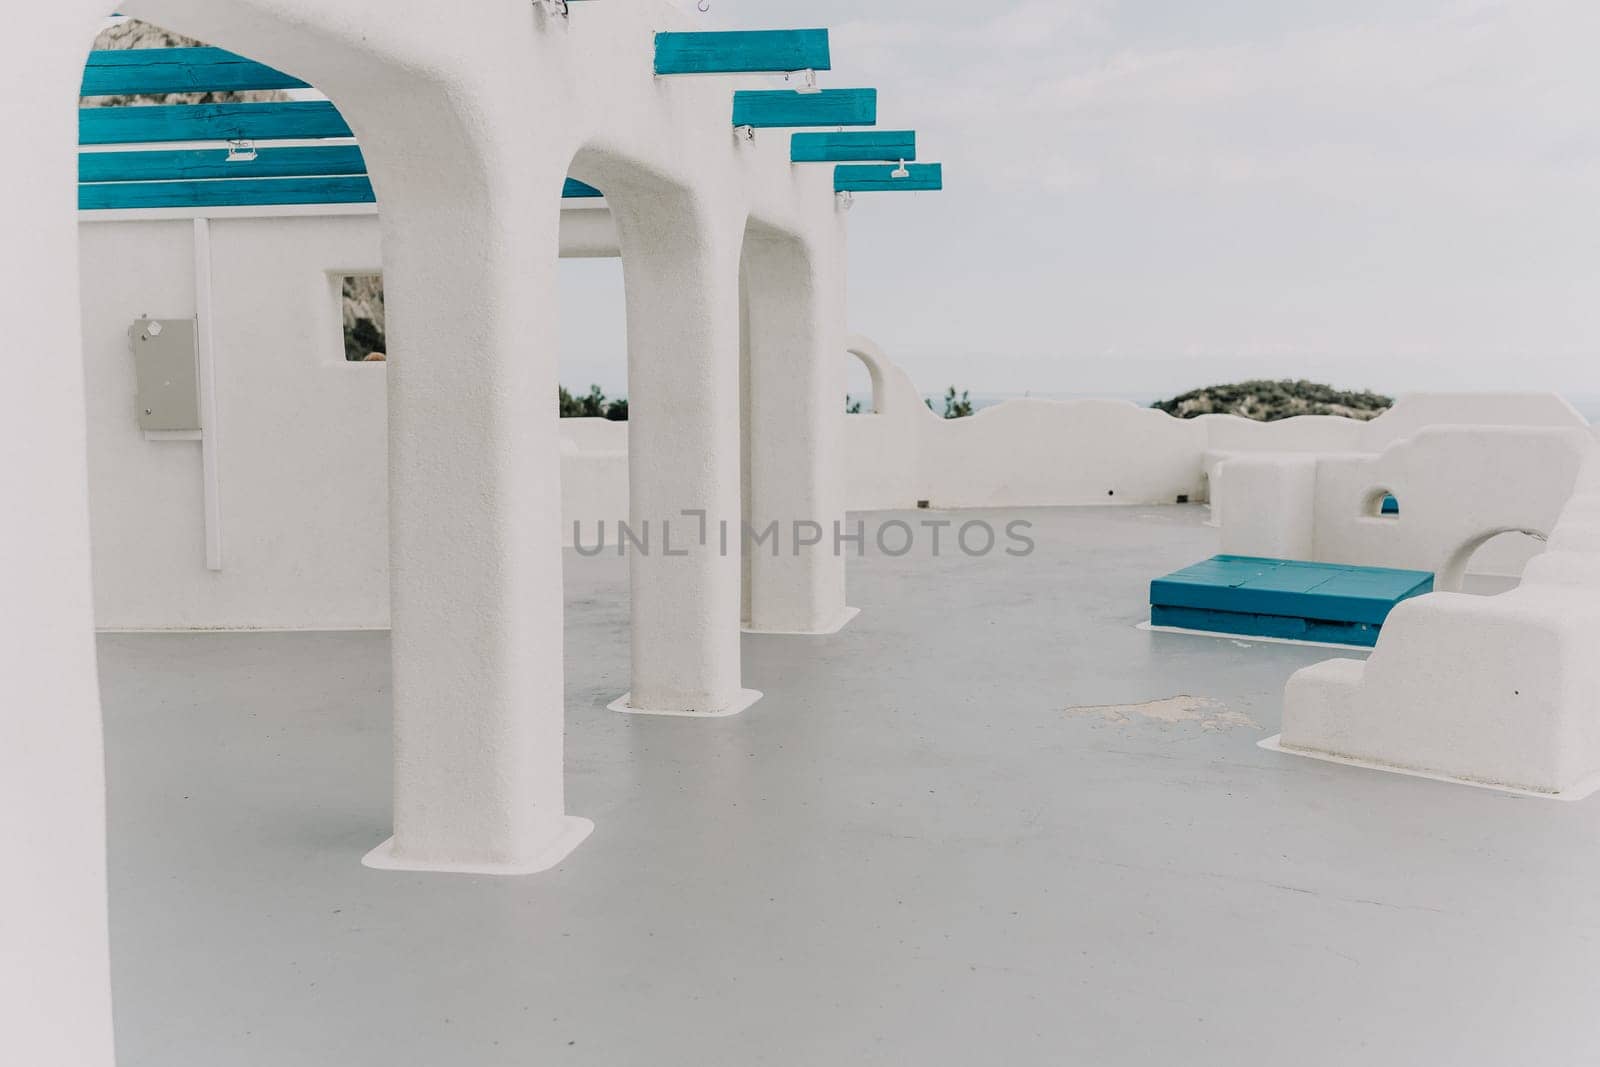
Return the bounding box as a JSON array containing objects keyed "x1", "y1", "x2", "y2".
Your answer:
[
  {"x1": 80, "y1": 101, "x2": 352, "y2": 145},
  {"x1": 732, "y1": 88, "x2": 876, "y2": 129},
  {"x1": 792, "y1": 131, "x2": 915, "y2": 163},
  {"x1": 78, "y1": 172, "x2": 596, "y2": 208},
  {"x1": 79, "y1": 144, "x2": 366, "y2": 182},
  {"x1": 78, "y1": 175, "x2": 374, "y2": 210},
  {"x1": 833, "y1": 163, "x2": 942, "y2": 192},
  {"x1": 82, "y1": 47, "x2": 308, "y2": 96},
  {"x1": 656, "y1": 29, "x2": 829, "y2": 75}
]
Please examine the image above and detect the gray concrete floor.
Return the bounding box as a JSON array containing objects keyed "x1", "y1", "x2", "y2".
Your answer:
[{"x1": 100, "y1": 506, "x2": 1600, "y2": 1066}]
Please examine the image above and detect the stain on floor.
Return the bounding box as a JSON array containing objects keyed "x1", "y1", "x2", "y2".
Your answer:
[{"x1": 1067, "y1": 694, "x2": 1260, "y2": 732}]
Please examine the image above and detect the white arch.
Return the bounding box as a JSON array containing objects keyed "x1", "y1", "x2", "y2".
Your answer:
[
  {"x1": 846, "y1": 335, "x2": 900, "y2": 416},
  {"x1": 1437, "y1": 525, "x2": 1549, "y2": 593}
]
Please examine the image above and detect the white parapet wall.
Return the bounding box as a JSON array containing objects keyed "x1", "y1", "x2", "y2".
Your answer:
[
  {"x1": 1217, "y1": 425, "x2": 1592, "y2": 588},
  {"x1": 1278, "y1": 445, "x2": 1600, "y2": 798},
  {"x1": 562, "y1": 418, "x2": 629, "y2": 550}
]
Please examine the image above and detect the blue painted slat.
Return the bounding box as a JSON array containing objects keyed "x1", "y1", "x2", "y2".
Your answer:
[
  {"x1": 81, "y1": 47, "x2": 308, "y2": 96},
  {"x1": 833, "y1": 163, "x2": 942, "y2": 192},
  {"x1": 655, "y1": 29, "x2": 830, "y2": 75},
  {"x1": 79, "y1": 145, "x2": 366, "y2": 183},
  {"x1": 79, "y1": 102, "x2": 352, "y2": 145},
  {"x1": 792, "y1": 131, "x2": 915, "y2": 163},
  {"x1": 563, "y1": 178, "x2": 603, "y2": 199},
  {"x1": 1149, "y1": 605, "x2": 1384, "y2": 647},
  {"x1": 78, "y1": 176, "x2": 374, "y2": 210},
  {"x1": 1149, "y1": 555, "x2": 1432, "y2": 627},
  {"x1": 732, "y1": 88, "x2": 876, "y2": 129}
]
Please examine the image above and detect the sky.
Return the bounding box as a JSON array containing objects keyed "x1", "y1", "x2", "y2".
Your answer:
[{"x1": 559, "y1": 0, "x2": 1600, "y2": 402}]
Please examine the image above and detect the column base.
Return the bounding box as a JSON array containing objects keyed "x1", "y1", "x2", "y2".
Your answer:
[
  {"x1": 742, "y1": 605, "x2": 860, "y2": 637},
  {"x1": 607, "y1": 688, "x2": 763, "y2": 718},
  {"x1": 361, "y1": 815, "x2": 594, "y2": 876}
]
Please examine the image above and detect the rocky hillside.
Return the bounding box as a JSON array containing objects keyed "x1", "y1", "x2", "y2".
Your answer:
[
  {"x1": 341, "y1": 276, "x2": 386, "y2": 361},
  {"x1": 1152, "y1": 380, "x2": 1393, "y2": 422}
]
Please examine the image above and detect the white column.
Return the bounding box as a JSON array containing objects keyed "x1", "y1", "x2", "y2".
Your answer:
[
  {"x1": 606, "y1": 191, "x2": 757, "y2": 717},
  {"x1": 361, "y1": 107, "x2": 590, "y2": 874},
  {"x1": 0, "y1": 9, "x2": 117, "y2": 1066},
  {"x1": 741, "y1": 218, "x2": 854, "y2": 634}
]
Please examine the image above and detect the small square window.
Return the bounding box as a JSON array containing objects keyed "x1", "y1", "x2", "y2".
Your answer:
[{"x1": 341, "y1": 274, "x2": 386, "y2": 362}]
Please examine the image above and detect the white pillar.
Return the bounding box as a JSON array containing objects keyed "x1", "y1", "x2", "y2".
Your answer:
[
  {"x1": 605, "y1": 191, "x2": 758, "y2": 717},
  {"x1": 359, "y1": 102, "x2": 590, "y2": 874},
  {"x1": 741, "y1": 219, "x2": 854, "y2": 634},
  {"x1": 0, "y1": 8, "x2": 118, "y2": 1065}
]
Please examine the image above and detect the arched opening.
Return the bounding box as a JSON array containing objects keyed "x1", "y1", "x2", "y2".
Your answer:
[
  {"x1": 74, "y1": 0, "x2": 588, "y2": 870},
  {"x1": 1439, "y1": 526, "x2": 1550, "y2": 593},
  {"x1": 570, "y1": 144, "x2": 751, "y2": 715},
  {"x1": 15, "y1": 1, "x2": 596, "y2": 1058},
  {"x1": 79, "y1": 15, "x2": 391, "y2": 619},
  {"x1": 554, "y1": 180, "x2": 629, "y2": 553},
  {"x1": 739, "y1": 215, "x2": 851, "y2": 635},
  {"x1": 1455, "y1": 529, "x2": 1550, "y2": 595},
  {"x1": 1362, "y1": 487, "x2": 1400, "y2": 519},
  {"x1": 846, "y1": 338, "x2": 890, "y2": 416},
  {"x1": 846, "y1": 348, "x2": 880, "y2": 414}
]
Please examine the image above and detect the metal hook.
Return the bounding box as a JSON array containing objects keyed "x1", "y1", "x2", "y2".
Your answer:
[
  {"x1": 226, "y1": 139, "x2": 257, "y2": 162},
  {"x1": 785, "y1": 69, "x2": 821, "y2": 94},
  {"x1": 537, "y1": 0, "x2": 569, "y2": 17},
  {"x1": 698, "y1": 0, "x2": 710, "y2": 10},
  {"x1": 891, "y1": 159, "x2": 910, "y2": 179},
  {"x1": 835, "y1": 190, "x2": 854, "y2": 211},
  {"x1": 736, "y1": 124, "x2": 756, "y2": 142}
]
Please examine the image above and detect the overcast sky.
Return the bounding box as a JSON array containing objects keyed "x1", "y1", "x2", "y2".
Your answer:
[{"x1": 560, "y1": 0, "x2": 1600, "y2": 401}]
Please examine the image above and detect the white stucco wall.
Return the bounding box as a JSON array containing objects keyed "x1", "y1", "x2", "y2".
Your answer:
[
  {"x1": 1217, "y1": 426, "x2": 1591, "y2": 588},
  {"x1": 83, "y1": 214, "x2": 389, "y2": 630},
  {"x1": 82, "y1": 215, "x2": 640, "y2": 627},
  {"x1": 1280, "y1": 448, "x2": 1600, "y2": 797},
  {"x1": 563, "y1": 418, "x2": 629, "y2": 549}
]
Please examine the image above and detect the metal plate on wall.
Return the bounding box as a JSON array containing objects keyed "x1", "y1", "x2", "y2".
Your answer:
[{"x1": 129, "y1": 317, "x2": 200, "y2": 431}]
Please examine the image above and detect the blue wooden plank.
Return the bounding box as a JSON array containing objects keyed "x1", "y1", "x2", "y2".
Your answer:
[
  {"x1": 833, "y1": 163, "x2": 942, "y2": 192},
  {"x1": 1150, "y1": 605, "x2": 1383, "y2": 647},
  {"x1": 562, "y1": 178, "x2": 603, "y2": 199},
  {"x1": 78, "y1": 176, "x2": 374, "y2": 210},
  {"x1": 79, "y1": 102, "x2": 352, "y2": 145},
  {"x1": 1149, "y1": 555, "x2": 1432, "y2": 626},
  {"x1": 82, "y1": 47, "x2": 308, "y2": 96},
  {"x1": 732, "y1": 88, "x2": 876, "y2": 128},
  {"x1": 656, "y1": 29, "x2": 830, "y2": 75},
  {"x1": 80, "y1": 145, "x2": 366, "y2": 183},
  {"x1": 792, "y1": 131, "x2": 915, "y2": 163}
]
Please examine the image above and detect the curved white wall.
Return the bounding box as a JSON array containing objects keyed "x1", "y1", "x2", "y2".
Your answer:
[{"x1": 1217, "y1": 426, "x2": 1592, "y2": 588}]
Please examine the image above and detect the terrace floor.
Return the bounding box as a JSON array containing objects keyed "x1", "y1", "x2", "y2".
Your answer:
[{"x1": 102, "y1": 505, "x2": 1600, "y2": 1066}]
